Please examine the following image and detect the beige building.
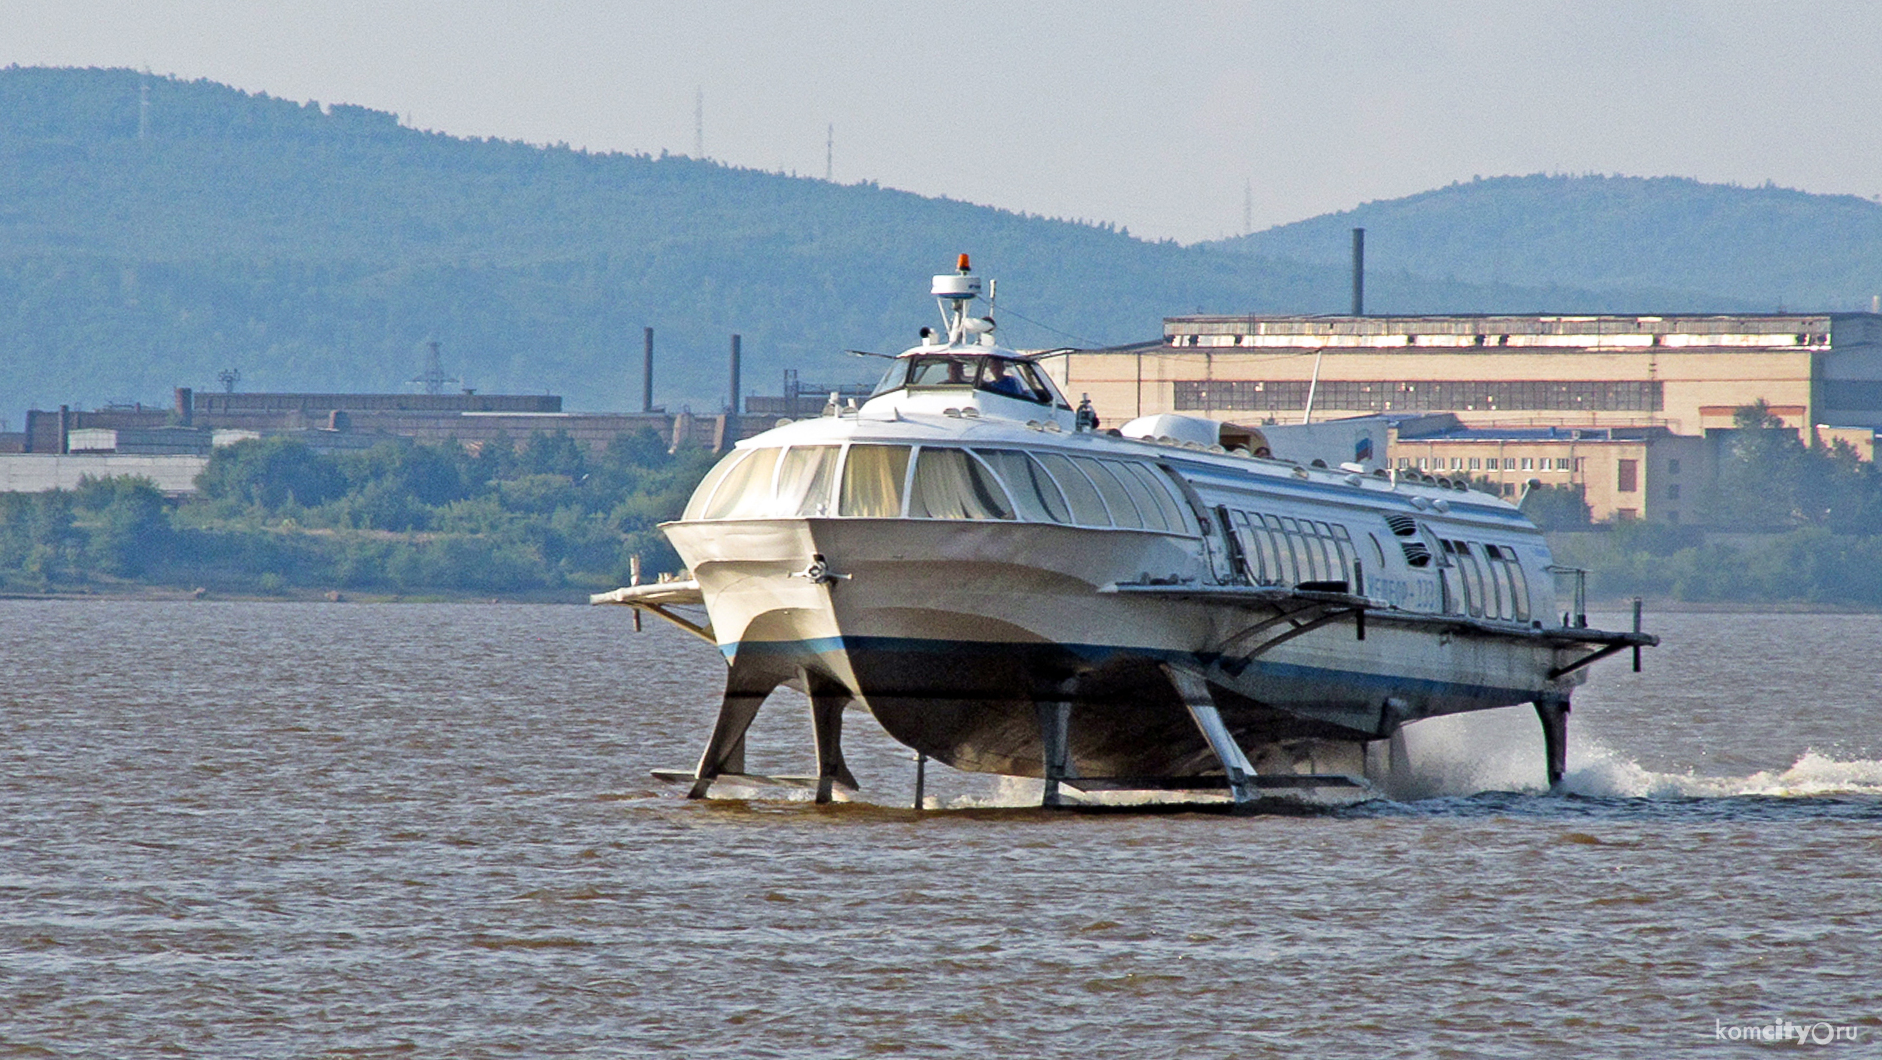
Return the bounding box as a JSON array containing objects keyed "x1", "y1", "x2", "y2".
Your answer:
[
  {"x1": 1385, "y1": 417, "x2": 1710, "y2": 524},
  {"x1": 1057, "y1": 313, "x2": 1882, "y2": 436},
  {"x1": 1046, "y1": 312, "x2": 1882, "y2": 524}
]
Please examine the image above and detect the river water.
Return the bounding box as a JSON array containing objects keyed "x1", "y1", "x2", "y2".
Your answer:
[{"x1": 2, "y1": 601, "x2": 1878, "y2": 1057}]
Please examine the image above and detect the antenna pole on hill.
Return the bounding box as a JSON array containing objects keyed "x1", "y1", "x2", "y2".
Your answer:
[
  {"x1": 139, "y1": 72, "x2": 150, "y2": 141},
  {"x1": 695, "y1": 88, "x2": 704, "y2": 158},
  {"x1": 1243, "y1": 179, "x2": 1252, "y2": 235},
  {"x1": 826, "y1": 124, "x2": 833, "y2": 181}
]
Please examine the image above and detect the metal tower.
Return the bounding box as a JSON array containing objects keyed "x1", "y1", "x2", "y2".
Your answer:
[{"x1": 410, "y1": 340, "x2": 461, "y2": 395}]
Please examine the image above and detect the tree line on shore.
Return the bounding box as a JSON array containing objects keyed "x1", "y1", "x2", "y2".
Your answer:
[
  {"x1": 5, "y1": 403, "x2": 1882, "y2": 603},
  {"x1": 1525, "y1": 402, "x2": 1882, "y2": 604},
  {"x1": 0, "y1": 428, "x2": 714, "y2": 596}
]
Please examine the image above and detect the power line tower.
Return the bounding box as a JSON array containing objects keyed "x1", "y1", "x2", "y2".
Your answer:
[
  {"x1": 825, "y1": 123, "x2": 833, "y2": 181},
  {"x1": 1243, "y1": 179, "x2": 1253, "y2": 235},
  {"x1": 217, "y1": 368, "x2": 240, "y2": 393},
  {"x1": 410, "y1": 340, "x2": 461, "y2": 395},
  {"x1": 138, "y1": 72, "x2": 150, "y2": 141},
  {"x1": 694, "y1": 88, "x2": 704, "y2": 158}
]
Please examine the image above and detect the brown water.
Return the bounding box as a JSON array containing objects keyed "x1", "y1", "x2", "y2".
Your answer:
[{"x1": 2, "y1": 601, "x2": 1879, "y2": 1058}]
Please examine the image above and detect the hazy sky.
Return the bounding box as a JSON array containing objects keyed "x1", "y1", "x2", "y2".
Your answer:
[{"x1": 14, "y1": 1, "x2": 1882, "y2": 243}]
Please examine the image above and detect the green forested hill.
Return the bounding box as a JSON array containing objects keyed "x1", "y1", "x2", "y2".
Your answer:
[
  {"x1": 1, "y1": 68, "x2": 1740, "y2": 420},
  {"x1": 1215, "y1": 174, "x2": 1882, "y2": 311}
]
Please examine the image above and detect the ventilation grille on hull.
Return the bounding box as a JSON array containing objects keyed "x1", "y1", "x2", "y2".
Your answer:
[{"x1": 1386, "y1": 513, "x2": 1418, "y2": 537}]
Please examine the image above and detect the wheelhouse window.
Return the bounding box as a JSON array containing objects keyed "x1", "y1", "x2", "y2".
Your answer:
[{"x1": 872, "y1": 354, "x2": 1064, "y2": 407}]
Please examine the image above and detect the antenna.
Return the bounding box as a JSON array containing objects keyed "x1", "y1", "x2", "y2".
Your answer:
[
  {"x1": 217, "y1": 368, "x2": 241, "y2": 394},
  {"x1": 139, "y1": 71, "x2": 150, "y2": 141},
  {"x1": 410, "y1": 340, "x2": 461, "y2": 395},
  {"x1": 825, "y1": 123, "x2": 834, "y2": 181},
  {"x1": 694, "y1": 88, "x2": 704, "y2": 157},
  {"x1": 1243, "y1": 179, "x2": 1252, "y2": 235}
]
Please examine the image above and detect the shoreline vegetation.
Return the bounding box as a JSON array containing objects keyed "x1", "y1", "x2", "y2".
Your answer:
[
  {"x1": 0, "y1": 429, "x2": 715, "y2": 602},
  {"x1": 6, "y1": 404, "x2": 1882, "y2": 608}
]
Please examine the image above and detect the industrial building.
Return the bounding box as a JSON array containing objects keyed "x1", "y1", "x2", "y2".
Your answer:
[
  {"x1": 1050, "y1": 312, "x2": 1882, "y2": 523},
  {"x1": 0, "y1": 388, "x2": 754, "y2": 493}
]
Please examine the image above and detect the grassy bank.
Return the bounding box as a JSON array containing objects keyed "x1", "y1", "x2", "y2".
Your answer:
[{"x1": 0, "y1": 430, "x2": 716, "y2": 598}]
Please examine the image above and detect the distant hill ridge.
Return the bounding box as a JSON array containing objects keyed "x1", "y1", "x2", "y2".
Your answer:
[
  {"x1": 0, "y1": 67, "x2": 1743, "y2": 419},
  {"x1": 1215, "y1": 173, "x2": 1882, "y2": 312}
]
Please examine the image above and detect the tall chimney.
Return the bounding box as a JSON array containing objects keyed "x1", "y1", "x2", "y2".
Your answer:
[
  {"x1": 642, "y1": 327, "x2": 655, "y2": 413},
  {"x1": 728, "y1": 333, "x2": 742, "y2": 423},
  {"x1": 58, "y1": 405, "x2": 71, "y2": 454},
  {"x1": 1351, "y1": 227, "x2": 1365, "y2": 316},
  {"x1": 174, "y1": 386, "x2": 193, "y2": 426}
]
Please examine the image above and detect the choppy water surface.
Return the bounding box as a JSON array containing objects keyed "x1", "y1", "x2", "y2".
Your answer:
[{"x1": 2, "y1": 602, "x2": 1879, "y2": 1058}]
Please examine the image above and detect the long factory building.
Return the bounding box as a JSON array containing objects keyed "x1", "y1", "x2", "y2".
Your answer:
[{"x1": 1051, "y1": 312, "x2": 1882, "y2": 524}]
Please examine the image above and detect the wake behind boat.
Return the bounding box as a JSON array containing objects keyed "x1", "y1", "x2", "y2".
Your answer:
[{"x1": 594, "y1": 256, "x2": 1655, "y2": 807}]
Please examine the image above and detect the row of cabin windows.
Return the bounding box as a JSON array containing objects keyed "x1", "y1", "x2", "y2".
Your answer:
[
  {"x1": 1222, "y1": 510, "x2": 1365, "y2": 589},
  {"x1": 1438, "y1": 538, "x2": 1531, "y2": 621},
  {"x1": 684, "y1": 443, "x2": 1200, "y2": 533}
]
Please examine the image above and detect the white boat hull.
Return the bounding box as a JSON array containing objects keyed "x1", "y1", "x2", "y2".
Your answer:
[{"x1": 665, "y1": 516, "x2": 1589, "y2": 782}]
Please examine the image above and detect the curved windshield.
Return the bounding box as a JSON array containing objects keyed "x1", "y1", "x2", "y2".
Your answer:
[{"x1": 872, "y1": 354, "x2": 1064, "y2": 406}]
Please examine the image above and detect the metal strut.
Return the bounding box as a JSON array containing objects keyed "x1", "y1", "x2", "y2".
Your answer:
[
  {"x1": 1215, "y1": 603, "x2": 1365, "y2": 676},
  {"x1": 805, "y1": 672, "x2": 860, "y2": 804},
  {"x1": 1534, "y1": 696, "x2": 1571, "y2": 792},
  {"x1": 1163, "y1": 665, "x2": 1259, "y2": 806},
  {"x1": 1035, "y1": 700, "x2": 1075, "y2": 808},
  {"x1": 688, "y1": 660, "x2": 782, "y2": 798}
]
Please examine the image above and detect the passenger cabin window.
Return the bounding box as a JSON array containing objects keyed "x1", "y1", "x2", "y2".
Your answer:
[
  {"x1": 1220, "y1": 509, "x2": 1358, "y2": 588},
  {"x1": 1034, "y1": 453, "x2": 1111, "y2": 526},
  {"x1": 683, "y1": 441, "x2": 1203, "y2": 532},
  {"x1": 976, "y1": 450, "x2": 1072, "y2": 523},
  {"x1": 1126, "y1": 464, "x2": 1196, "y2": 533},
  {"x1": 839, "y1": 445, "x2": 910, "y2": 517},
  {"x1": 702, "y1": 446, "x2": 780, "y2": 520},
  {"x1": 1074, "y1": 458, "x2": 1145, "y2": 528},
  {"x1": 775, "y1": 445, "x2": 839, "y2": 517},
  {"x1": 684, "y1": 447, "x2": 751, "y2": 521},
  {"x1": 909, "y1": 447, "x2": 1015, "y2": 520},
  {"x1": 1437, "y1": 538, "x2": 1534, "y2": 621}
]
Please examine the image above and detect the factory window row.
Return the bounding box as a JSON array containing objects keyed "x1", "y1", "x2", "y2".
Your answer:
[
  {"x1": 685, "y1": 443, "x2": 1200, "y2": 534},
  {"x1": 1174, "y1": 379, "x2": 1664, "y2": 413},
  {"x1": 1396, "y1": 456, "x2": 1583, "y2": 473}
]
